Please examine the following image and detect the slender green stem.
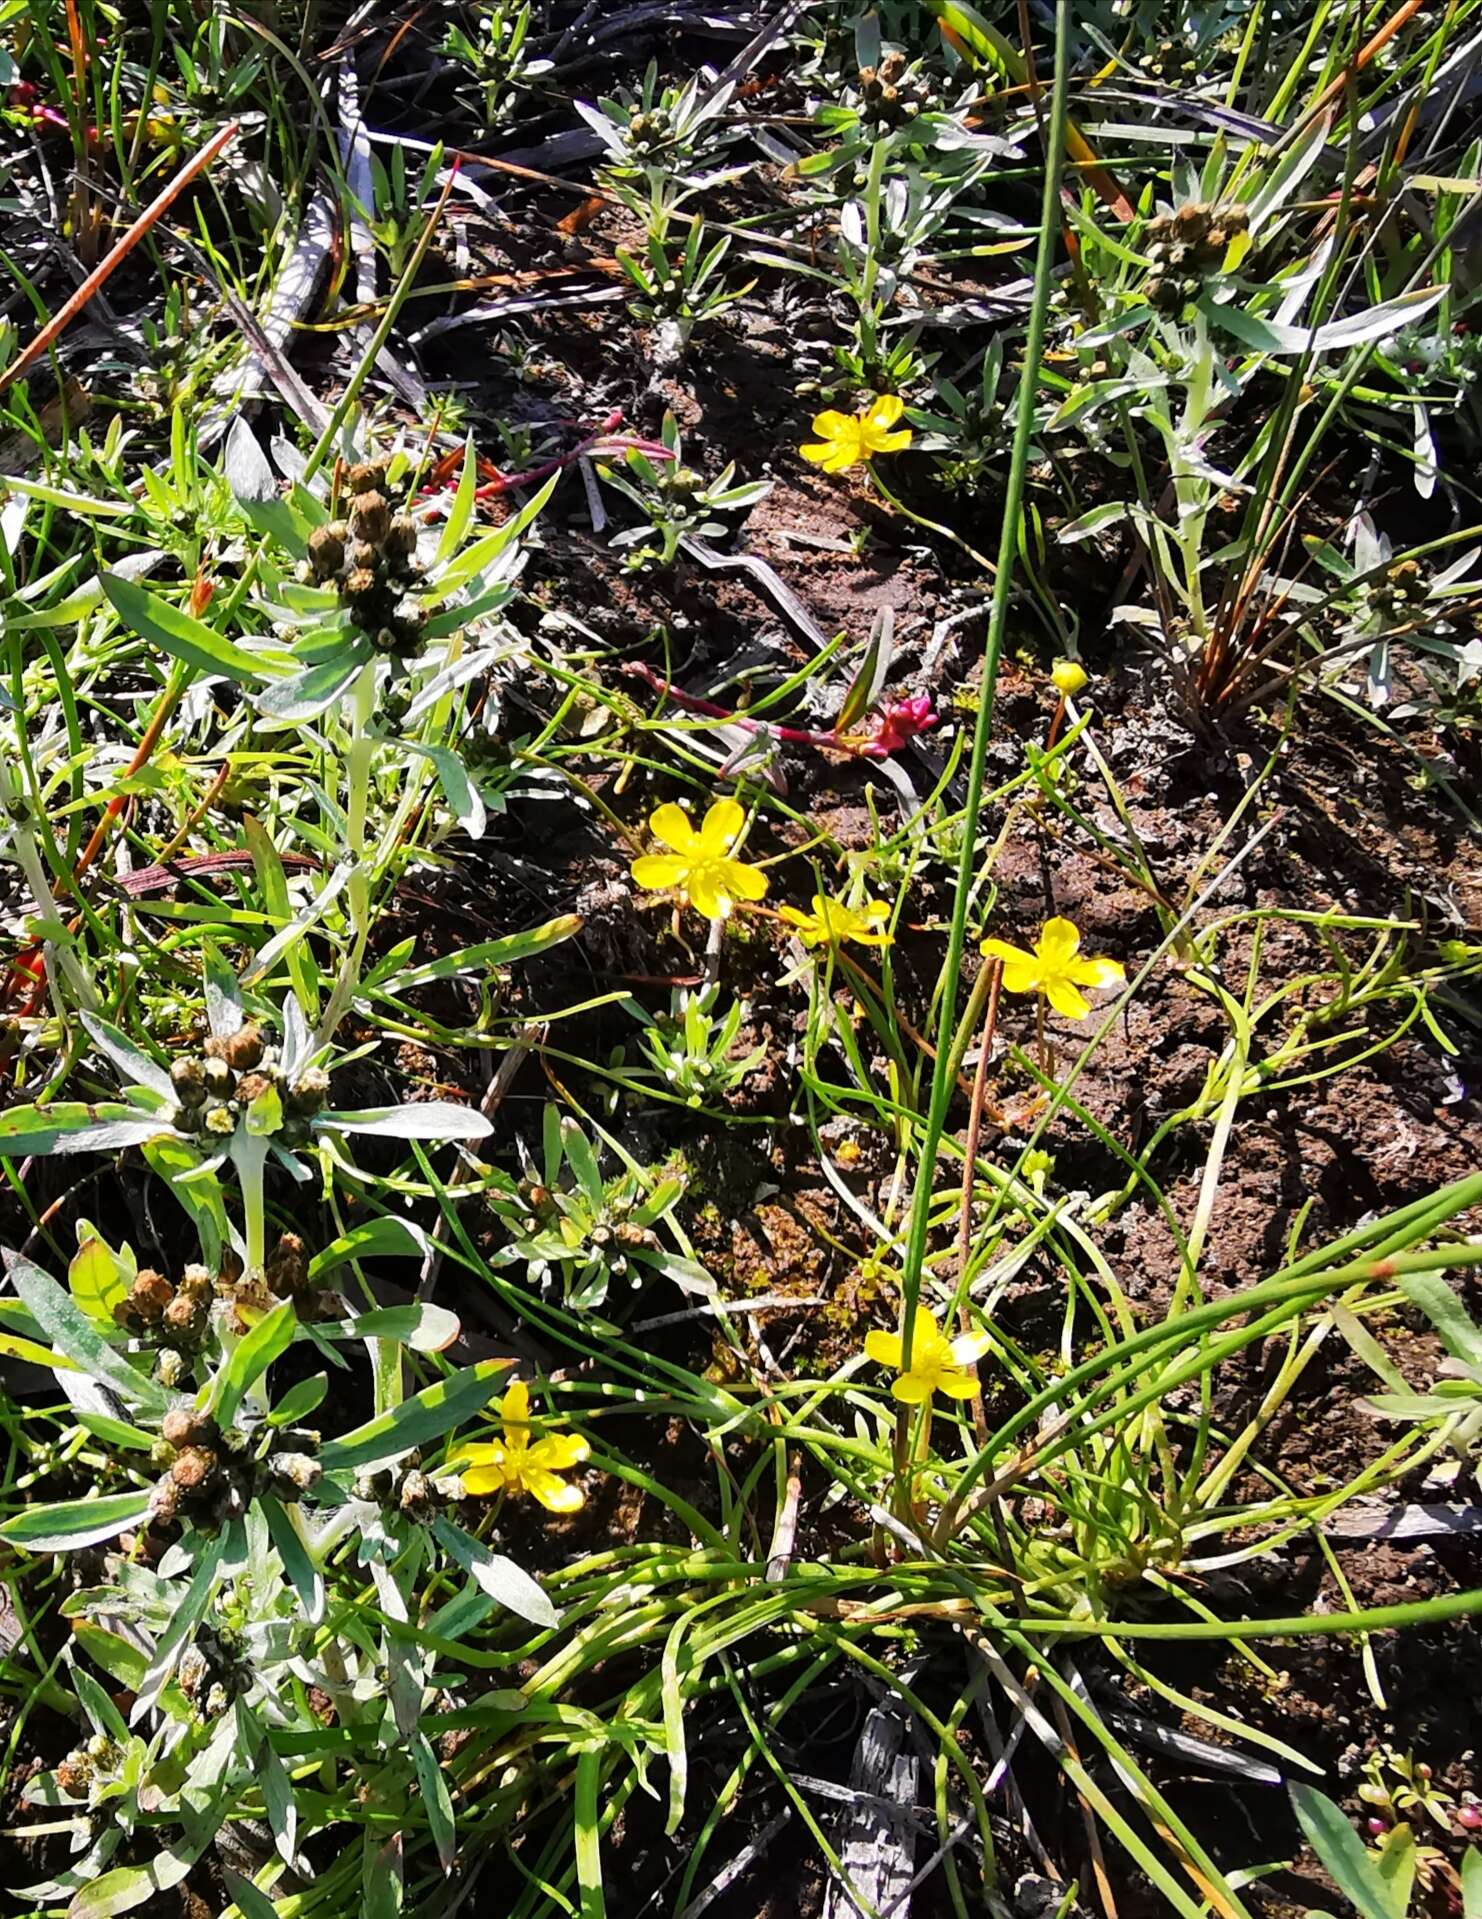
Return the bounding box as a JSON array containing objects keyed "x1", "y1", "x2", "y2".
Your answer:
[{"x1": 898, "y1": 1, "x2": 1073, "y2": 1369}]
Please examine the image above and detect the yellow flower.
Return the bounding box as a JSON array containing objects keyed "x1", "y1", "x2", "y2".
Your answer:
[
  {"x1": 778, "y1": 894, "x2": 892, "y2": 949},
  {"x1": 801, "y1": 395, "x2": 912, "y2": 474},
  {"x1": 631, "y1": 798, "x2": 768, "y2": 920},
  {"x1": 446, "y1": 1379, "x2": 589, "y2": 1513},
  {"x1": 980, "y1": 915, "x2": 1124, "y2": 1022},
  {"x1": 1051, "y1": 658, "x2": 1088, "y2": 697},
  {"x1": 864, "y1": 1305, "x2": 990, "y2": 1403}
]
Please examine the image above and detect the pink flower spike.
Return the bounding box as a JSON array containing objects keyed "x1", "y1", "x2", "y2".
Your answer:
[{"x1": 861, "y1": 694, "x2": 938, "y2": 758}]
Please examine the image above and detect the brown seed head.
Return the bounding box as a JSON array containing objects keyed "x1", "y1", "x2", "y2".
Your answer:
[
  {"x1": 351, "y1": 493, "x2": 392, "y2": 545},
  {"x1": 161, "y1": 1405, "x2": 214, "y2": 1449},
  {"x1": 148, "y1": 1478, "x2": 181, "y2": 1525},
  {"x1": 220, "y1": 1024, "x2": 264, "y2": 1071},
  {"x1": 129, "y1": 1269, "x2": 175, "y2": 1322},
  {"x1": 266, "y1": 1231, "x2": 310, "y2": 1297},
  {"x1": 233, "y1": 1070, "x2": 275, "y2": 1108},
  {"x1": 170, "y1": 1444, "x2": 217, "y2": 1491},
  {"x1": 307, "y1": 523, "x2": 346, "y2": 578},
  {"x1": 384, "y1": 514, "x2": 418, "y2": 561},
  {"x1": 347, "y1": 459, "x2": 388, "y2": 495},
  {"x1": 170, "y1": 1057, "x2": 208, "y2": 1106}
]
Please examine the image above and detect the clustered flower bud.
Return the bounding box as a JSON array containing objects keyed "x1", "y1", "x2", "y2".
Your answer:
[
  {"x1": 55, "y1": 1734, "x2": 120, "y2": 1801},
  {"x1": 1364, "y1": 557, "x2": 1427, "y2": 620},
  {"x1": 304, "y1": 457, "x2": 433, "y2": 657},
  {"x1": 624, "y1": 104, "x2": 674, "y2": 160},
  {"x1": 265, "y1": 1230, "x2": 311, "y2": 1299},
  {"x1": 165, "y1": 1022, "x2": 328, "y2": 1148},
  {"x1": 1143, "y1": 201, "x2": 1249, "y2": 316},
  {"x1": 1141, "y1": 35, "x2": 1200, "y2": 84},
  {"x1": 175, "y1": 1627, "x2": 247, "y2": 1718},
  {"x1": 114, "y1": 1263, "x2": 214, "y2": 1352},
  {"x1": 856, "y1": 50, "x2": 932, "y2": 129},
  {"x1": 148, "y1": 1398, "x2": 324, "y2": 1538}
]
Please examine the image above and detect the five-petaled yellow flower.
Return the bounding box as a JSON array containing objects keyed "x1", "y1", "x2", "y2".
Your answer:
[
  {"x1": 865, "y1": 1305, "x2": 991, "y2": 1403},
  {"x1": 980, "y1": 915, "x2": 1124, "y2": 1022},
  {"x1": 779, "y1": 894, "x2": 892, "y2": 949},
  {"x1": 801, "y1": 395, "x2": 912, "y2": 474},
  {"x1": 446, "y1": 1379, "x2": 590, "y2": 1513},
  {"x1": 631, "y1": 798, "x2": 768, "y2": 921}
]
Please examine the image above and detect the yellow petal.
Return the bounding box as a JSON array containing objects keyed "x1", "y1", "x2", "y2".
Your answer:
[
  {"x1": 904, "y1": 1306, "x2": 944, "y2": 1361},
  {"x1": 801, "y1": 441, "x2": 841, "y2": 468},
  {"x1": 717, "y1": 856, "x2": 768, "y2": 902},
  {"x1": 460, "y1": 1463, "x2": 510, "y2": 1496},
  {"x1": 809, "y1": 440, "x2": 863, "y2": 474},
  {"x1": 1036, "y1": 917, "x2": 1083, "y2": 967},
  {"x1": 530, "y1": 1433, "x2": 590, "y2": 1472},
  {"x1": 1070, "y1": 955, "x2": 1125, "y2": 989},
  {"x1": 631, "y1": 853, "x2": 689, "y2": 893},
  {"x1": 1043, "y1": 975, "x2": 1092, "y2": 1021},
  {"x1": 499, "y1": 1379, "x2": 530, "y2": 1425},
  {"x1": 867, "y1": 395, "x2": 905, "y2": 428},
  {"x1": 525, "y1": 1468, "x2": 584, "y2": 1513},
  {"x1": 866, "y1": 428, "x2": 912, "y2": 455},
  {"x1": 891, "y1": 1372, "x2": 934, "y2": 1404},
  {"x1": 649, "y1": 803, "x2": 700, "y2": 853},
  {"x1": 687, "y1": 868, "x2": 727, "y2": 920},
  {"x1": 951, "y1": 1329, "x2": 993, "y2": 1366},
  {"x1": 445, "y1": 1441, "x2": 500, "y2": 1472},
  {"x1": 980, "y1": 936, "x2": 1036, "y2": 969},
  {"x1": 809, "y1": 410, "x2": 854, "y2": 438},
  {"x1": 936, "y1": 1369, "x2": 982, "y2": 1399},
  {"x1": 779, "y1": 906, "x2": 822, "y2": 943},
  {"x1": 698, "y1": 796, "x2": 745, "y2": 853},
  {"x1": 863, "y1": 1329, "x2": 904, "y2": 1370}
]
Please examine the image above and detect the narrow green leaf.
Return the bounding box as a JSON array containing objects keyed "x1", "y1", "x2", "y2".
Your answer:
[
  {"x1": 431, "y1": 1518, "x2": 560, "y2": 1628},
  {"x1": 1462, "y1": 1847, "x2": 1482, "y2": 1919},
  {"x1": 262, "y1": 1497, "x2": 325, "y2": 1625},
  {"x1": 1400, "y1": 1274, "x2": 1482, "y2": 1369},
  {"x1": 7, "y1": 1257, "x2": 169, "y2": 1413},
  {"x1": 222, "y1": 1867, "x2": 283, "y2": 1919},
  {"x1": 575, "y1": 1749, "x2": 604, "y2": 1919},
  {"x1": 307, "y1": 1217, "x2": 428, "y2": 1279},
  {"x1": 319, "y1": 1360, "x2": 509, "y2": 1472},
  {"x1": 0, "y1": 1490, "x2": 152, "y2": 1553},
  {"x1": 266, "y1": 1374, "x2": 328, "y2": 1426},
  {"x1": 101, "y1": 572, "x2": 264, "y2": 686},
  {"x1": 411, "y1": 1730, "x2": 457, "y2": 1873},
  {"x1": 141, "y1": 1136, "x2": 228, "y2": 1269},
  {"x1": 1288, "y1": 1785, "x2": 1396, "y2": 1919},
  {"x1": 72, "y1": 1623, "x2": 149, "y2": 1691},
  {"x1": 378, "y1": 915, "x2": 582, "y2": 992},
  {"x1": 212, "y1": 1299, "x2": 297, "y2": 1425}
]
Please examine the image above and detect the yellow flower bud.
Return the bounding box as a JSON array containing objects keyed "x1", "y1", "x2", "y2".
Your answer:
[{"x1": 1051, "y1": 659, "x2": 1088, "y2": 698}]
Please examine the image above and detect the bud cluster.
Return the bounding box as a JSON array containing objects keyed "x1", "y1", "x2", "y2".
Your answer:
[
  {"x1": 1363, "y1": 557, "x2": 1427, "y2": 621},
  {"x1": 168, "y1": 1022, "x2": 329, "y2": 1146},
  {"x1": 55, "y1": 1732, "x2": 122, "y2": 1802},
  {"x1": 305, "y1": 459, "x2": 432, "y2": 656},
  {"x1": 115, "y1": 1261, "x2": 214, "y2": 1351},
  {"x1": 147, "y1": 1399, "x2": 323, "y2": 1535},
  {"x1": 856, "y1": 51, "x2": 932, "y2": 129},
  {"x1": 1140, "y1": 36, "x2": 1201, "y2": 85},
  {"x1": 176, "y1": 1625, "x2": 249, "y2": 1719},
  {"x1": 1143, "y1": 201, "x2": 1249, "y2": 316},
  {"x1": 624, "y1": 105, "x2": 674, "y2": 161}
]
